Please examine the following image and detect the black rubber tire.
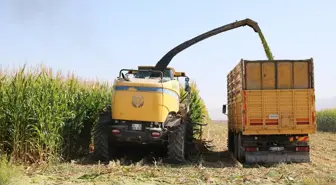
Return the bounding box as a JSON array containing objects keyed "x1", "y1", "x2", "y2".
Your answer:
[
  {"x1": 92, "y1": 122, "x2": 109, "y2": 162},
  {"x1": 167, "y1": 121, "x2": 187, "y2": 164},
  {"x1": 185, "y1": 121, "x2": 194, "y2": 143},
  {"x1": 237, "y1": 132, "x2": 245, "y2": 162},
  {"x1": 92, "y1": 107, "x2": 113, "y2": 162},
  {"x1": 185, "y1": 121, "x2": 194, "y2": 152},
  {"x1": 228, "y1": 131, "x2": 232, "y2": 153},
  {"x1": 184, "y1": 114, "x2": 194, "y2": 143},
  {"x1": 230, "y1": 131, "x2": 234, "y2": 153},
  {"x1": 233, "y1": 133, "x2": 238, "y2": 160}
]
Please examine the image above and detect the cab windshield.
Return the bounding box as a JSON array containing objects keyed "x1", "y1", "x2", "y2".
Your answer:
[{"x1": 135, "y1": 68, "x2": 173, "y2": 79}]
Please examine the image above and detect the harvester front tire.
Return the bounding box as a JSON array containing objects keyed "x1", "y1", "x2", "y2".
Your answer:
[
  {"x1": 92, "y1": 122, "x2": 109, "y2": 162},
  {"x1": 167, "y1": 122, "x2": 187, "y2": 164},
  {"x1": 92, "y1": 107, "x2": 113, "y2": 162}
]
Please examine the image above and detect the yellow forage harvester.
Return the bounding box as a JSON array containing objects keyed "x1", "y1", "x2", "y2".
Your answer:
[{"x1": 92, "y1": 66, "x2": 195, "y2": 163}]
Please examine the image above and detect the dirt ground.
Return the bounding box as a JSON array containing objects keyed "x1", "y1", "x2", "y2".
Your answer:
[{"x1": 9, "y1": 121, "x2": 336, "y2": 185}]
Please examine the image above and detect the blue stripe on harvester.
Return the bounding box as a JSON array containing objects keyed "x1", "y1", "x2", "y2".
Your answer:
[{"x1": 114, "y1": 86, "x2": 179, "y2": 99}]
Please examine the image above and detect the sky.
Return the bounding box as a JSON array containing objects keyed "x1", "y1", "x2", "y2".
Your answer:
[{"x1": 0, "y1": 1, "x2": 335, "y2": 120}]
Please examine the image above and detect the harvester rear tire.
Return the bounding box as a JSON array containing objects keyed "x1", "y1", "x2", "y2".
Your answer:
[
  {"x1": 167, "y1": 121, "x2": 187, "y2": 164},
  {"x1": 185, "y1": 121, "x2": 194, "y2": 154},
  {"x1": 185, "y1": 120, "x2": 193, "y2": 143}
]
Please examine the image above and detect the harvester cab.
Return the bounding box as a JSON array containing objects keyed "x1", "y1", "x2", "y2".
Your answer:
[{"x1": 93, "y1": 65, "x2": 194, "y2": 163}]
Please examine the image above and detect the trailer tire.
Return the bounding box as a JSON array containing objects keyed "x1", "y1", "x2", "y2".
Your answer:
[
  {"x1": 228, "y1": 131, "x2": 234, "y2": 153},
  {"x1": 167, "y1": 121, "x2": 187, "y2": 164},
  {"x1": 233, "y1": 133, "x2": 238, "y2": 159},
  {"x1": 227, "y1": 131, "x2": 230, "y2": 152},
  {"x1": 237, "y1": 132, "x2": 245, "y2": 162}
]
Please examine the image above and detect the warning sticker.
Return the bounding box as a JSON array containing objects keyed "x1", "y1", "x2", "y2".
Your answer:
[{"x1": 268, "y1": 114, "x2": 279, "y2": 119}]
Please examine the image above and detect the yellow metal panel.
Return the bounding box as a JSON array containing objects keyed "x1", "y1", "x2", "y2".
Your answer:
[
  {"x1": 241, "y1": 59, "x2": 314, "y2": 90},
  {"x1": 241, "y1": 89, "x2": 316, "y2": 135},
  {"x1": 162, "y1": 91, "x2": 180, "y2": 118},
  {"x1": 235, "y1": 92, "x2": 243, "y2": 131},
  {"x1": 228, "y1": 59, "x2": 315, "y2": 135},
  {"x1": 111, "y1": 80, "x2": 180, "y2": 122},
  {"x1": 262, "y1": 62, "x2": 275, "y2": 89},
  {"x1": 112, "y1": 91, "x2": 165, "y2": 122},
  {"x1": 293, "y1": 62, "x2": 309, "y2": 89},
  {"x1": 243, "y1": 128, "x2": 316, "y2": 135},
  {"x1": 277, "y1": 62, "x2": 292, "y2": 89},
  {"x1": 246, "y1": 63, "x2": 261, "y2": 90},
  {"x1": 228, "y1": 92, "x2": 243, "y2": 132},
  {"x1": 227, "y1": 60, "x2": 243, "y2": 132}
]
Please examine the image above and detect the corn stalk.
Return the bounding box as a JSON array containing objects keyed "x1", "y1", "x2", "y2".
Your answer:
[{"x1": 180, "y1": 81, "x2": 210, "y2": 139}]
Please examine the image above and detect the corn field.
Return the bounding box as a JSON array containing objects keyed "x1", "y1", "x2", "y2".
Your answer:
[
  {"x1": 0, "y1": 65, "x2": 112, "y2": 163},
  {"x1": 317, "y1": 109, "x2": 336, "y2": 132}
]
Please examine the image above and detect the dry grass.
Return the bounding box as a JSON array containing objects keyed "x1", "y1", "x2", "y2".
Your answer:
[{"x1": 7, "y1": 121, "x2": 336, "y2": 185}]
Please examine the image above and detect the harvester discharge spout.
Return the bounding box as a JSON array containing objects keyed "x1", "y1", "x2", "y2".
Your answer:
[{"x1": 153, "y1": 18, "x2": 274, "y2": 73}]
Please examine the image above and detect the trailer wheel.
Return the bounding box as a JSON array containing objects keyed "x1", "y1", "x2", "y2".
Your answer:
[
  {"x1": 233, "y1": 133, "x2": 238, "y2": 159},
  {"x1": 227, "y1": 131, "x2": 230, "y2": 152},
  {"x1": 237, "y1": 132, "x2": 245, "y2": 162},
  {"x1": 167, "y1": 121, "x2": 187, "y2": 164},
  {"x1": 228, "y1": 131, "x2": 234, "y2": 153}
]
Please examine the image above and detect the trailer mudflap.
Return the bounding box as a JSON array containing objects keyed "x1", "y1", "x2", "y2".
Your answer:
[{"x1": 245, "y1": 151, "x2": 310, "y2": 164}]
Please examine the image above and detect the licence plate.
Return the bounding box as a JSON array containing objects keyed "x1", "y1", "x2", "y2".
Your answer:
[
  {"x1": 269, "y1": 147, "x2": 284, "y2": 151},
  {"x1": 132, "y1": 124, "x2": 142, "y2": 130}
]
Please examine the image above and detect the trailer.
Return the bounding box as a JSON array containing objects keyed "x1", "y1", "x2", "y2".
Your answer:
[{"x1": 223, "y1": 58, "x2": 316, "y2": 163}]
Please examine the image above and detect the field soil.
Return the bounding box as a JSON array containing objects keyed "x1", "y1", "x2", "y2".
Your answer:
[{"x1": 7, "y1": 121, "x2": 336, "y2": 185}]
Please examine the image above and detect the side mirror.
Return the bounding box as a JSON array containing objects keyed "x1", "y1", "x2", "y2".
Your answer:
[
  {"x1": 222, "y1": 104, "x2": 227, "y2": 114},
  {"x1": 185, "y1": 77, "x2": 190, "y2": 92}
]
